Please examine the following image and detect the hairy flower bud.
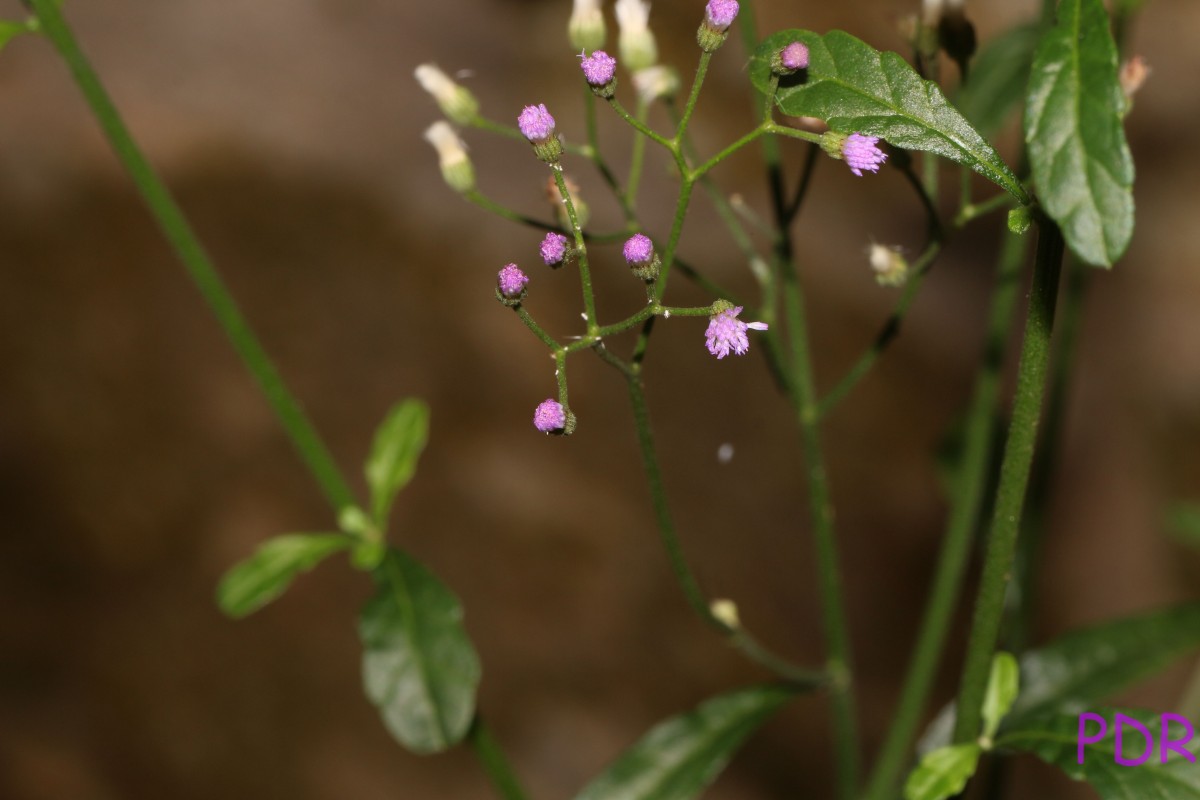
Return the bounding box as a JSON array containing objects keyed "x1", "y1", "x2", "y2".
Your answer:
[
  {"x1": 697, "y1": 0, "x2": 739, "y2": 52},
  {"x1": 623, "y1": 233, "x2": 661, "y2": 282},
  {"x1": 579, "y1": 50, "x2": 618, "y2": 98},
  {"x1": 534, "y1": 399, "x2": 577, "y2": 435},
  {"x1": 414, "y1": 64, "x2": 479, "y2": 126},
  {"x1": 518, "y1": 103, "x2": 564, "y2": 164},
  {"x1": 423, "y1": 121, "x2": 475, "y2": 193}
]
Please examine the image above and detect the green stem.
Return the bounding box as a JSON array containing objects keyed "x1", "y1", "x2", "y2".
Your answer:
[
  {"x1": 514, "y1": 306, "x2": 559, "y2": 350},
  {"x1": 551, "y1": 169, "x2": 599, "y2": 335},
  {"x1": 29, "y1": 0, "x2": 356, "y2": 516},
  {"x1": 467, "y1": 717, "x2": 529, "y2": 800},
  {"x1": 952, "y1": 218, "x2": 1064, "y2": 744},
  {"x1": 626, "y1": 98, "x2": 650, "y2": 211},
  {"x1": 674, "y1": 50, "x2": 713, "y2": 145},
  {"x1": 861, "y1": 229, "x2": 1028, "y2": 800}
]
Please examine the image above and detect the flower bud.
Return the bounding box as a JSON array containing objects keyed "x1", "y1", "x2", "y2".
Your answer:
[
  {"x1": 632, "y1": 65, "x2": 680, "y2": 105},
  {"x1": 697, "y1": 0, "x2": 739, "y2": 53},
  {"x1": 534, "y1": 398, "x2": 577, "y2": 435},
  {"x1": 616, "y1": 0, "x2": 658, "y2": 71},
  {"x1": 579, "y1": 50, "x2": 618, "y2": 99},
  {"x1": 518, "y1": 103, "x2": 564, "y2": 164},
  {"x1": 496, "y1": 263, "x2": 529, "y2": 306},
  {"x1": 771, "y1": 41, "x2": 809, "y2": 76},
  {"x1": 414, "y1": 64, "x2": 479, "y2": 126},
  {"x1": 423, "y1": 121, "x2": 475, "y2": 194},
  {"x1": 623, "y1": 233, "x2": 661, "y2": 282},
  {"x1": 540, "y1": 232, "x2": 574, "y2": 268},
  {"x1": 821, "y1": 131, "x2": 888, "y2": 176},
  {"x1": 867, "y1": 243, "x2": 909, "y2": 287},
  {"x1": 569, "y1": 0, "x2": 606, "y2": 52},
  {"x1": 710, "y1": 598, "x2": 740, "y2": 628}
]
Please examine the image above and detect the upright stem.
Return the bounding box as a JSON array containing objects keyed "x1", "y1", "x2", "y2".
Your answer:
[
  {"x1": 862, "y1": 230, "x2": 1028, "y2": 800},
  {"x1": 551, "y1": 168, "x2": 599, "y2": 334},
  {"x1": 952, "y1": 219, "x2": 1064, "y2": 744},
  {"x1": 28, "y1": 0, "x2": 356, "y2": 516},
  {"x1": 468, "y1": 717, "x2": 529, "y2": 800}
]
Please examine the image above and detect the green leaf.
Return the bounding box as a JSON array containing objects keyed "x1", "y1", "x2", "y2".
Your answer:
[
  {"x1": 750, "y1": 29, "x2": 1028, "y2": 202},
  {"x1": 217, "y1": 533, "x2": 351, "y2": 618},
  {"x1": 903, "y1": 743, "x2": 982, "y2": 800},
  {"x1": 982, "y1": 652, "x2": 1020, "y2": 741},
  {"x1": 956, "y1": 23, "x2": 1040, "y2": 137},
  {"x1": 1008, "y1": 604, "x2": 1200, "y2": 725},
  {"x1": 1000, "y1": 709, "x2": 1200, "y2": 799},
  {"x1": 573, "y1": 684, "x2": 797, "y2": 800},
  {"x1": 1024, "y1": 0, "x2": 1134, "y2": 267},
  {"x1": 365, "y1": 399, "x2": 430, "y2": 527},
  {"x1": 359, "y1": 547, "x2": 480, "y2": 754}
]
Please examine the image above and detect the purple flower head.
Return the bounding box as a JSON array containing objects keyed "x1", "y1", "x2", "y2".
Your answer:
[
  {"x1": 623, "y1": 233, "x2": 655, "y2": 265},
  {"x1": 540, "y1": 232, "x2": 570, "y2": 266},
  {"x1": 533, "y1": 399, "x2": 567, "y2": 433},
  {"x1": 579, "y1": 50, "x2": 617, "y2": 87},
  {"x1": 842, "y1": 133, "x2": 888, "y2": 176},
  {"x1": 705, "y1": 305, "x2": 768, "y2": 359},
  {"x1": 518, "y1": 104, "x2": 556, "y2": 142},
  {"x1": 780, "y1": 41, "x2": 809, "y2": 70},
  {"x1": 497, "y1": 263, "x2": 529, "y2": 297},
  {"x1": 704, "y1": 0, "x2": 739, "y2": 31}
]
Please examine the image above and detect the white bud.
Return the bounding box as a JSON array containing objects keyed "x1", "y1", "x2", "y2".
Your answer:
[
  {"x1": 616, "y1": 0, "x2": 658, "y2": 71},
  {"x1": 710, "y1": 598, "x2": 740, "y2": 628},
  {"x1": 631, "y1": 65, "x2": 680, "y2": 105},
  {"x1": 569, "y1": 0, "x2": 607, "y2": 51},
  {"x1": 867, "y1": 243, "x2": 909, "y2": 288},
  {"x1": 414, "y1": 64, "x2": 479, "y2": 126},
  {"x1": 424, "y1": 121, "x2": 474, "y2": 193}
]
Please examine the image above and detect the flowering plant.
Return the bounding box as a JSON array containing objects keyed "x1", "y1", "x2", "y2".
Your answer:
[{"x1": 9, "y1": 0, "x2": 1195, "y2": 798}]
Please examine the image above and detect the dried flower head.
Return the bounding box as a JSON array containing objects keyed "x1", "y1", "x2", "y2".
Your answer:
[
  {"x1": 414, "y1": 64, "x2": 479, "y2": 125},
  {"x1": 423, "y1": 121, "x2": 474, "y2": 193}
]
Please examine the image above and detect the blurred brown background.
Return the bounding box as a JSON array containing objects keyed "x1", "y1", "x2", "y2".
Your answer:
[{"x1": 3, "y1": 0, "x2": 1200, "y2": 797}]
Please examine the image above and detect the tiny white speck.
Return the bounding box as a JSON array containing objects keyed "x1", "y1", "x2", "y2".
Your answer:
[
  {"x1": 717, "y1": 443, "x2": 734, "y2": 464},
  {"x1": 664, "y1": 309, "x2": 671, "y2": 319},
  {"x1": 581, "y1": 312, "x2": 588, "y2": 321}
]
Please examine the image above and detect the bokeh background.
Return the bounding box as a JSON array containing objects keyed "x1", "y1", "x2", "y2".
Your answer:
[{"x1": 3, "y1": 0, "x2": 1200, "y2": 797}]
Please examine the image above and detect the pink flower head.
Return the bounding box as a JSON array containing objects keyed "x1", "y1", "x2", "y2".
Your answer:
[
  {"x1": 623, "y1": 233, "x2": 654, "y2": 265},
  {"x1": 704, "y1": 0, "x2": 739, "y2": 31},
  {"x1": 497, "y1": 263, "x2": 529, "y2": 297},
  {"x1": 518, "y1": 104, "x2": 556, "y2": 142},
  {"x1": 705, "y1": 305, "x2": 768, "y2": 359},
  {"x1": 780, "y1": 41, "x2": 809, "y2": 70},
  {"x1": 842, "y1": 133, "x2": 888, "y2": 176},
  {"x1": 533, "y1": 399, "x2": 567, "y2": 432},
  {"x1": 541, "y1": 232, "x2": 570, "y2": 266},
  {"x1": 579, "y1": 50, "x2": 617, "y2": 87}
]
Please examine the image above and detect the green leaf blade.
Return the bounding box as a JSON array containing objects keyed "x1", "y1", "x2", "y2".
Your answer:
[
  {"x1": 750, "y1": 29, "x2": 1027, "y2": 202},
  {"x1": 359, "y1": 548, "x2": 480, "y2": 754},
  {"x1": 574, "y1": 684, "x2": 797, "y2": 800},
  {"x1": 1024, "y1": 0, "x2": 1134, "y2": 267},
  {"x1": 217, "y1": 533, "x2": 351, "y2": 618},
  {"x1": 365, "y1": 399, "x2": 430, "y2": 527},
  {"x1": 904, "y1": 743, "x2": 982, "y2": 800}
]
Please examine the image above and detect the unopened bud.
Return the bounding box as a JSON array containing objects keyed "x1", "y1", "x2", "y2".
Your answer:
[
  {"x1": 867, "y1": 243, "x2": 909, "y2": 287},
  {"x1": 616, "y1": 0, "x2": 658, "y2": 71},
  {"x1": 710, "y1": 598, "x2": 740, "y2": 628},
  {"x1": 518, "y1": 103, "x2": 564, "y2": 164},
  {"x1": 569, "y1": 0, "x2": 607, "y2": 52},
  {"x1": 423, "y1": 121, "x2": 475, "y2": 193},
  {"x1": 771, "y1": 41, "x2": 809, "y2": 76},
  {"x1": 414, "y1": 64, "x2": 479, "y2": 126},
  {"x1": 632, "y1": 65, "x2": 680, "y2": 105},
  {"x1": 623, "y1": 233, "x2": 661, "y2": 282},
  {"x1": 697, "y1": 0, "x2": 739, "y2": 53}
]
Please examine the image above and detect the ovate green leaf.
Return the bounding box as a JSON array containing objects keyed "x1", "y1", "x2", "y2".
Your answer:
[
  {"x1": 360, "y1": 548, "x2": 480, "y2": 754},
  {"x1": 217, "y1": 533, "x2": 351, "y2": 618},
  {"x1": 574, "y1": 684, "x2": 797, "y2": 800},
  {"x1": 1025, "y1": 0, "x2": 1134, "y2": 267},
  {"x1": 750, "y1": 30, "x2": 1027, "y2": 202},
  {"x1": 365, "y1": 399, "x2": 430, "y2": 527},
  {"x1": 904, "y1": 743, "x2": 982, "y2": 800}
]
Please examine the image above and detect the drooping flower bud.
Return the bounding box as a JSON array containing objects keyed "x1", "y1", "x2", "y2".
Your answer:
[
  {"x1": 697, "y1": 0, "x2": 739, "y2": 53},
  {"x1": 569, "y1": 0, "x2": 606, "y2": 52},
  {"x1": 423, "y1": 121, "x2": 475, "y2": 194},
  {"x1": 579, "y1": 50, "x2": 618, "y2": 98},
  {"x1": 414, "y1": 64, "x2": 479, "y2": 126},
  {"x1": 867, "y1": 243, "x2": 909, "y2": 287},
  {"x1": 821, "y1": 131, "x2": 889, "y2": 177},
  {"x1": 533, "y1": 398, "x2": 577, "y2": 435},
  {"x1": 518, "y1": 103, "x2": 564, "y2": 164},
  {"x1": 623, "y1": 233, "x2": 661, "y2": 282},
  {"x1": 616, "y1": 0, "x2": 658, "y2": 71}
]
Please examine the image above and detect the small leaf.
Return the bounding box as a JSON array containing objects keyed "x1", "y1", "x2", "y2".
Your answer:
[
  {"x1": 1009, "y1": 604, "x2": 1200, "y2": 726},
  {"x1": 904, "y1": 743, "x2": 982, "y2": 800},
  {"x1": 573, "y1": 684, "x2": 797, "y2": 800},
  {"x1": 360, "y1": 548, "x2": 480, "y2": 754},
  {"x1": 750, "y1": 30, "x2": 1028, "y2": 202},
  {"x1": 1025, "y1": 0, "x2": 1134, "y2": 267},
  {"x1": 956, "y1": 23, "x2": 1040, "y2": 137},
  {"x1": 365, "y1": 399, "x2": 430, "y2": 527},
  {"x1": 217, "y1": 533, "x2": 351, "y2": 618},
  {"x1": 1000, "y1": 709, "x2": 1200, "y2": 799},
  {"x1": 982, "y1": 652, "x2": 1020, "y2": 741}
]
